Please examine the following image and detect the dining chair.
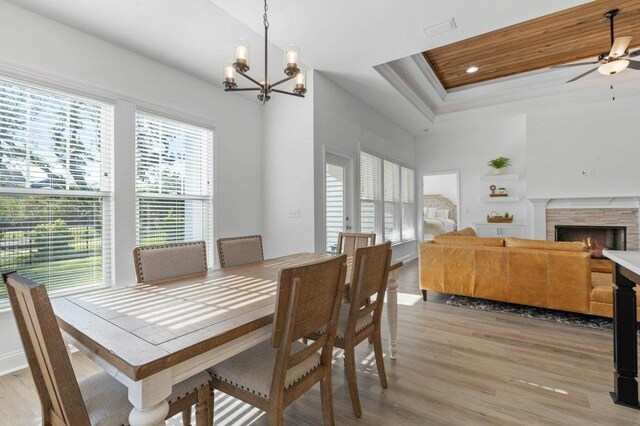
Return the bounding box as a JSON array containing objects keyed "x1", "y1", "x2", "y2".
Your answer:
[
  {"x1": 307, "y1": 241, "x2": 392, "y2": 418},
  {"x1": 216, "y1": 234, "x2": 264, "y2": 268},
  {"x1": 2, "y1": 271, "x2": 213, "y2": 426},
  {"x1": 133, "y1": 240, "x2": 208, "y2": 284},
  {"x1": 336, "y1": 232, "x2": 376, "y2": 257},
  {"x1": 208, "y1": 254, "x2": 348, "y2": 426}
]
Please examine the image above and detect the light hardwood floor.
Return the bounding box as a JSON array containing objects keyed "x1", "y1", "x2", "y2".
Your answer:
[{"x1": 2, "y1": 260, "x2": 640, "y2": 425}]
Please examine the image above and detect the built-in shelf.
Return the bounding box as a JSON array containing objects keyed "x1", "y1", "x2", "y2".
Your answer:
[
  {"x1": 478, "y1": 174, "x2": 520, "y2": 182},
  {"x1": 481, "y1": 196, "x2": 522, "y2": 202}
]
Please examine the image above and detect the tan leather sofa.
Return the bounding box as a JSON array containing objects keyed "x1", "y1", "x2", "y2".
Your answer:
[{"x1": 419, "y1": 229, "x2": 640, "y2": 318}]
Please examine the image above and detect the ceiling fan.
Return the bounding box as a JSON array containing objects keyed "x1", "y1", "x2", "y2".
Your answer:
[{"x1": 553, "y1": 9, "x2": 640, "y2": 83}]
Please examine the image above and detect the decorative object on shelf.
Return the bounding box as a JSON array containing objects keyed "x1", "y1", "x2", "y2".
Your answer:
[
  {"x1": 487, "y1": 211, "x2": 514, "y2": 223},
  {"x1": 223, "y1": 0, "x2": 306, "y2": 104},
  {"x1": 489, "y1": 185, "x2": 508, "y2": 197},
  {"x1": 487, "y1": 156, "x2": 511, "y2": 175}
]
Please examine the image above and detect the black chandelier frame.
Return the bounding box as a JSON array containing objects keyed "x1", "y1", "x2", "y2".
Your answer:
[{"x1": 223, "y1": 0, "x2": 306, "y2": 104}]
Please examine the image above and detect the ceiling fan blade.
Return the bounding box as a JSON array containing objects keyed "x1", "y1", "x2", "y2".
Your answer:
[
  {"x1": 629, "y1": 49, "x2": 640, "y2": 57},
  {"x1": 627, "y1": 60, "x2": 640, "y2": 70},
  {"x1": 551, "y1": 62, "x2": 599, "y2": 68},
  {"x1": 610, "y1": 36, "x2": 633, "y2": 57},
  {"x1": 566, "y1": 67, "x2": 598, "y2": 83}
]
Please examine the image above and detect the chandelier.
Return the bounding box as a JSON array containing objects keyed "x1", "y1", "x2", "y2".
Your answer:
[{"x1": 223, "y1": 0, "x2": 306, "y2": 104}]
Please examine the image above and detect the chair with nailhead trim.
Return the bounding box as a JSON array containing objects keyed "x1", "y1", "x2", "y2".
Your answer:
[
  {"x1": 133, "y1": 241, "x2": 208, "y2": 284},
  {"x1": 216, "y1": 235, "x2": 263, "y2": 268},
  {"x1": 208, "y1": 255, "x2": 348, "y2": 426}
]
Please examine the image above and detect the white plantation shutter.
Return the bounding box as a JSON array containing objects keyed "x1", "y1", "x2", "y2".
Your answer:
[
  {"x1": 0, "y1": 77, "x2": 113, "y2": 299},
  {"x1": 401, "y1": 166, "x2": 415, "y2": 240},
  {"x1": 359, "y1": 151, "x2": 382, "y2": 238},
  {"x1": 359, "y1": 148, "x2": 415, "y2": 245},
  {"x1": 135, "y1": 112, "x2": 213, "y2": 262},
  {"x1": 384, "y1": 160, "x2": 400, "y2": 243}
]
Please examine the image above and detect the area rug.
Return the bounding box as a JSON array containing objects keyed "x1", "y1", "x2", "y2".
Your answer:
[{"x1": 446, "y1": 295, "x2": 640, "y2": 333}]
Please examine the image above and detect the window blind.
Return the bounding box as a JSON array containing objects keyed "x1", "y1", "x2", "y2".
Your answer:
[
  {"x1": 0, "y1": 78, "x2": 113, "y2": 300},
  {"x1": 359, "y1": 148, "x2": 415, "y2": 244},
  {"x1": 359, "y1": 151, "x2": 381, "y2": 238},
  {"x1": 135, "y1": 112, "x2": 213, "y2": 262},
  {"x1": 401, "y1": 166, "x2": 416, "y2": 240}
]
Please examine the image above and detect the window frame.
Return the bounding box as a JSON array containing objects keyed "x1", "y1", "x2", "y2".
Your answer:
[
  {"x1": 0, "y1": 75, "x2": 115, "y2": 303},
  {"x1": 358, "y1": 147, "x2": 416, "y2": 245},
  {"x1": 134, "y1": 109, "x2": 215, "y2": 264}
]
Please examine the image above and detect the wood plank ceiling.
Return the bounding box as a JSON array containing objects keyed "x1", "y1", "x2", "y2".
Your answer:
[{"x1": 423, "y1": 0, "x2": 640, "y2": 90}]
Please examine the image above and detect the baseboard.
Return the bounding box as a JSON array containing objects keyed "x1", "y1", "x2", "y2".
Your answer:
[
  {"x1": 395, "y1": 253, "x2": 417, "y2": 264},
  {"x1": 0, "y1": 349, "x2": 26, "y2": 376}
]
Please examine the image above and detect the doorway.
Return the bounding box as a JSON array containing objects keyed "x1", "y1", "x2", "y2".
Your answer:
[
  {"x1": 422, "y1": 171, "x2": 460, "y2": 241},
  {"x1": 325, "y1": 152, "x2": 353, "y2": 253}
]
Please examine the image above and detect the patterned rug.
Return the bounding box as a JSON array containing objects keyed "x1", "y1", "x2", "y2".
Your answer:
[{"x1": 446, "y1": 295, "x2": 640, "y2": 333}]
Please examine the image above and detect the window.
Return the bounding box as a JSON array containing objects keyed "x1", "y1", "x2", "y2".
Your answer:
[
  {"x1": 359, "y1": 149, "x2": 415, "y2": 243},
  {"x1": 0, "y1": 77, "x2": 113, "y2": 300},
  {"x1": 135, "y1": 112, "x2": 213, "y2": 262}
]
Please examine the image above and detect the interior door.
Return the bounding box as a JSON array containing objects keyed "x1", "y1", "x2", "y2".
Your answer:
[{"x1": 325, "y1": 152, "x2": 352, "y2": 254}]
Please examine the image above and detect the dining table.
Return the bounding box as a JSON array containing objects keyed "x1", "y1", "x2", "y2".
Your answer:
[{"x1": 51, "y1": 252, "x2": 403, "y2": 425}]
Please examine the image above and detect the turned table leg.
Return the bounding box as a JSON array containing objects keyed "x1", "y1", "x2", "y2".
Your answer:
[
  {"x1": 386, "y1": 268, "x2": 400, "y2": 360},
  {"x1": 128, "y1": 371, "x2": 172, "y2": 426}
]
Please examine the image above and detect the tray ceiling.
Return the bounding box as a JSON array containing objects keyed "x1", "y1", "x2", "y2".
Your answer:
[{"x1": 423, "y1": 0, "x2": 640, "y2": 90}]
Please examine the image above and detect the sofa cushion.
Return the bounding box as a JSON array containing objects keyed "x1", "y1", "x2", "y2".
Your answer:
[
  {"x1": 505, "y1": 237, "x2": 587, "y2": 252},
  {"x1": 441, "y1": 227, "x2": 477, "y2": 237},
  {"x1": 434, "y1": 235, "x2": 504, "y2": 247},
  {"x1": 590, "y1": 272, "x2": 640, "y2": 304}
]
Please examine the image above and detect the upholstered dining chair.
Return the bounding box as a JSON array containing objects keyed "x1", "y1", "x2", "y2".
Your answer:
[
  {"x1": 336, "y1": 232, "x2": 376, "y2": 257},
  {"x1": 307, "y1": 241, "x2": 392, "y2": 418},
  {"x1": 216, "y1": 235, "x2": 264, "y2": 268},
  {"x1": 208, "y1": 254, "x2": 348, "y2": 426},
  {"x1": 2, "y1": 271, "x2": 212, "y2": 426},
  {"x1": 133, "y1": 240, "x2": 208, "y2": 284}
]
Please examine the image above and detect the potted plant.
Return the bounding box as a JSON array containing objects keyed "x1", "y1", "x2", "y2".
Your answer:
[{"x1": 487, "y1": 156, "x2": 511, "y2": 175}]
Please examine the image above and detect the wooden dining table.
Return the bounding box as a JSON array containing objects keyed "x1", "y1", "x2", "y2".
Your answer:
[{"x1": 51, "y1": 252, "x2": 403, "y2": 425}]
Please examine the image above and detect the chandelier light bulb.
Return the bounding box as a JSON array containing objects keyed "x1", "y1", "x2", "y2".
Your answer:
[
  {"x1": 294, "y1": 70, "x2": 307, "y2": 94},
  {"x1": 223, "y1": 61, "x2": 237, "y2": 88},
  {"x1": 284, "y1": 44, "x2": 301, "y2": 77},
  {"x1": 234, "y1": 40, "x2": 251, "y2": 72},
  {"x1": 598, "y1": 59, "x2": 629, "y2": 75}
]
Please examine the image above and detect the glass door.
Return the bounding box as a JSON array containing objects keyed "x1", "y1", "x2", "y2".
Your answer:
[{"x1": 325, "y1": 153, "x2": 352, "y2": 254}]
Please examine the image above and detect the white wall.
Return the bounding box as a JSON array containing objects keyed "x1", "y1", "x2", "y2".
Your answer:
[
  {"x1": 313, "y1": 72, "x2": 418, "y2": 263},
  {"x1": 423, "y1": 173, "x2": 458, "y2": 201},
  {"x1": 262, "y1": 73, "x2": 316, "y2": 257},
  {"x1": 0, "y1": 1, "x2": 263, "y2": 375},
  {"x1": 417, "y1": 114, "x2": 528, "y2": 230},
  {"x1": 527, "y1": 95, "x2": 640, "y2": 199}
]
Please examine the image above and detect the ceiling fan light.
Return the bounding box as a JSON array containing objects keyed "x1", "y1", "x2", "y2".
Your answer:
[{"x1": 598, "y1": 59, "x2": 629, "y2": 75}]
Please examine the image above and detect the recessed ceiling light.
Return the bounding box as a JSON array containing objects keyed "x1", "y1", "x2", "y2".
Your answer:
[{"x1": 466, "y1": 66, "x2": 479, "y2": 74}]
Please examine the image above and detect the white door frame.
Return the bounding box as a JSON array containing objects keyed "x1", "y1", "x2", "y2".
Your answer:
[{"x1": 324, "y1": 149, "x2": 355, "y2": 252}]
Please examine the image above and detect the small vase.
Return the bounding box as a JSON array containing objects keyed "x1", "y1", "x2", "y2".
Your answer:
[{"x1": 492, "y1": 168, "x2": 504, "y2": 175}]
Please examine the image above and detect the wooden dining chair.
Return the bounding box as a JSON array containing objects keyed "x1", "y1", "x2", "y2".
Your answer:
[
  {"x1": 336, "y1": 232, "x2": 376, "y2": 257},
  {"x1": 208, "y1": 254, "x2": 348, "y2": 426},
  {"x1": 2, "y1": 271, "x2": 213, "y2": 426},
  {"x1": 133, "y1": 240, "x2": 208, "y2": 284},
  {"x1": 216, "y1": 234, "x2": 264, "y2": 268},
  {"x1": 307, "y1": 241, "x2": 392, "y2": 418}
]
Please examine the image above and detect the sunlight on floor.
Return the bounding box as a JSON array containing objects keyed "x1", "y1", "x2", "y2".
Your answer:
[{"x1": 397, "y1": 291, "x2": 422, "y2": 306}]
